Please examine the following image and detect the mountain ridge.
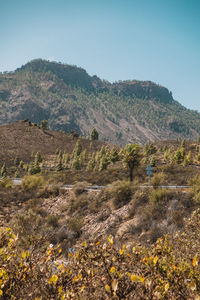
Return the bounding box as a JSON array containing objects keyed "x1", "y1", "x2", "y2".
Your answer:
[{"x1": 0, "y1": 59, "x2": 199, "y2": 145}]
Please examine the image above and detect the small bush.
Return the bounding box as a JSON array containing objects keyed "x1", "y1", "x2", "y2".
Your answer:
[
  {"x1": 171, "y1": 209, "x2": 185, "y2": 228},
  {"x1": 149, "y1": 188, "x2": 166, "y2": 204},
  {"x1": 128, "y1": 190, "x2": 149, "y2": 218},
  {"x1": 68, "y1": 194, "x2": 89, "y2": 215},
  {"x1": 72, "y1": 182, "x2": 88, "y2": 196},
  {"x1": 0, "y1": 178, "x2": 13, "y2": 189},
  {"x1": 22, "y1": 175, "x2": 45, "y2": 191},
  {"x1": 47, "y1": 215, "x2": 59, "y2": 228},
  {"x1": 151, "y1": 172, "x2": 165, "y2": 188},
  {"x1": 66, "y1": 217, "x2": 83, "y2": 236},
  {"x1": 109, "y1": 180, "x2": 135, "y2": 209}
]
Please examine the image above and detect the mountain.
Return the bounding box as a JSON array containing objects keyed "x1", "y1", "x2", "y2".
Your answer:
[{"x1": 0, "y1": 59, "x2": 199, "y2": 144}]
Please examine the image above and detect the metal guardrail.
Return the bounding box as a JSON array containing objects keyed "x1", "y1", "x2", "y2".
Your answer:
[
  {"x1": 11, "y1": 179, "x2": 190, "y2": 190},
  {"x1": 62, "y1": 184, "x2": 190, "y2": 190},
  {"x1": 140, "y1": 185, "x2": 189, "y2": 189}
]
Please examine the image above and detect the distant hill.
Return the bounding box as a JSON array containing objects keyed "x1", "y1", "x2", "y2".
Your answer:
[
  {"x1": 0, "y1": 59, "x2": 200, "y2": 144},
  {"x1": 0, "y1": 120, "x2": 106, "y2": 167}
]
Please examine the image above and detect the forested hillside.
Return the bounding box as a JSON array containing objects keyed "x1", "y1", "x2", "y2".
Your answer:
[{"x1": 0, "y1": 59, "x2": 200, "y2": 144}]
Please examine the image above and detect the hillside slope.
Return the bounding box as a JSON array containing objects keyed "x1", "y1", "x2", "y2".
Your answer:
[
  {"x1": 0, "y1": 59, "x2": 200, "y2": 144},
  {"x1": 0, "y1": 120, "x2": 106, "y2": 167}
]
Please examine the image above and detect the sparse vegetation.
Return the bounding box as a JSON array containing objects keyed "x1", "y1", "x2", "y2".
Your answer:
[
  {"x1": 151, "y1": 172, "x2": 165, "y2": 188},
  {"x1": 109, "y1": 180, "x2": 136, "y2": 209},
  {"x1": 22, "y1": 175, "x2": 45, "y2": 191},
  {"x1": 0, "y1": 117, "x2": 200, "y2": 299},
  {"x1": 2, "y1": 210, "x2": 200, "y2": 299},
  {"x1": 149, "y1": 188, "x2": 166, "y2": 204},
  {"x1": 0, "y1": 59, "x2": 200, "y2": 147},
  {"x1": 189, "y1": 175, "x2": 200, "y2": 203}
]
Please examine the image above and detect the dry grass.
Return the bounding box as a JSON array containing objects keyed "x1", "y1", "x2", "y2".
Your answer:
[
  {"x1": 109, "y1": 180, "x2": 137, "y2": 209},
  {"x1": 0, "y1": 121, "x2": 108, "y2": 168}
]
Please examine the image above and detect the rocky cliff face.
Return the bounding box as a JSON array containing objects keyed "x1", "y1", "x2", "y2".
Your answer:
[{"x1": 112, "y1": 80, "x2": 173, "y2": 103}]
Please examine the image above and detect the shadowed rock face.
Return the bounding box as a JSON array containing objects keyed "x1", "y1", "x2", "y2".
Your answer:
[
  {"x1": 111, "y1": 81, "x2": 173, "y2": 103},
  {"x1": 0, "y1": 89, "x2": 10, "y2": 101},
  {"x1": 15, "y1": 100, "x2": 49, "y2": 123}
]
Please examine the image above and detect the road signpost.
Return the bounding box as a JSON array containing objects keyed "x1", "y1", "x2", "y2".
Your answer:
[{"x1": 146, "y1": 164, "x2": 152, "y2": 186}]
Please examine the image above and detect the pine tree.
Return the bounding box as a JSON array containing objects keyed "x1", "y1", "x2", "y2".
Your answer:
[
  {"x1": 86, "y1": 154, "x2": 96, "y2": 171},
  {"x1": 90, "y1": 128, "x2": 99, "y2": 140},
  {"x1": 99, "y1": 155, "x2": 110, "y2": 171},
  {"x1": 40, "y1": 120, "x2": 48, "y2": 130},
  {"x1": 35, "y1": 152, "x2": 43, "y2": 163},
  {"x1": 150, "y1": 155, "x2": 156, "y2": 167},
  {"x1": 1, "y1": 164, "x2": 7, "y2": 179},
  {"x1": 57, "y1": 150, "x2": 63, "y2": 161},
  {"x1": 71, "y1": 156, "x2": 81, "y2": 170},
  {"x1": 186, "y1": 151, "x2": 193, "y2": 165},
  {"x1": 80, "y1": 150, "x2": 86, "y2": 165},
  {"x1": 15, "y1": 169, "x2": 19, "y2": 178},
  {"x1": 29, "y1": 161, "x2": 41, "y2": 175},
  {"x1": 72, "y1": 140, "x2": 82, "y2": 157},
  {"x1": 110, "y1": 147, "x2": 119, "y2": 163},
  {"x1": 174, "y1": 148, "x2": 184, "y2": 164},
  {"x1": 181, "y1": 139, "x2": 186, "y2": 148},
  {"x1": 122, "y1": 144, "x2": 141, "y2": 181},
  {"x1": 14, "y1": 156, "x2": 20, "y2": 167},
  {"x1": 19, "y1": 160, "x2": 24, "y2": 168},
  {"x1": 63, "y1": 152, "x2": 69, "y2": 166},
  {"x1": 56, "y1": 159, "x2": 63, "y2": 171}
]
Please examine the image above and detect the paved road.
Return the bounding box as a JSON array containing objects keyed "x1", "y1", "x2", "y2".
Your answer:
[
  {"x1": 62, "y1": 184, "x2": 190, "y2": 190},
  {"x1": 12, "y1": 179, "x2": 189, "y2": 190},
  {"x1": 13, "y1": 178, "x2": 22, "y2": 185}
]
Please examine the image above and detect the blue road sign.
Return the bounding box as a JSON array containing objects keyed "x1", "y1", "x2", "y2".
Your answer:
[
  {"x1": 146, "y1": 164, "x2": 152, "y2": 171},
  {"x1": 147, "y1": 170, "x2": 152, "y2": 176},
  {"x1": 146, "y1": 164, "x2": 152, "y2": 186}
]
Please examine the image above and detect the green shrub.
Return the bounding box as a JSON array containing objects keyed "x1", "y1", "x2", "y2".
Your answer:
[
  {"x1": 2, "y1": 211, "x2": 200, "y2": 299},
  {"x1": 0, "y1": 177, "x2": 12, "y2": 189},
  {"x1": 47, "y1": 215, "x2": 59, "y2": 228},
  {"x1": 151, "y1": 173, "x2": 165, "y2": 188},
  {"x1": 66, "y1": 216, "x2": 83, "y2": 236},
  {"x1": 110, "y1": 180, "x2": 135, "y2": 209},
  {"x1": 72, "y1": 182, "x2": 88, "y2": 196},
  {"x1": 149, "y1": 188, "x2": 166, "y2": 204},
  {"x1": 68, "y1": 194, "x2": 89, "y2": 215},
  {"x1": 189, "y1": 175, "x2": 200, "y2": 203},
  {"x1": 22, "y1": 175, "x2": 45, "y2": 191}
]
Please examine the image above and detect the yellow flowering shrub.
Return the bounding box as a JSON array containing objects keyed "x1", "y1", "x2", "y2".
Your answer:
[{"x1": 1, "y1": 210, "x2": 200, "y2": 299}]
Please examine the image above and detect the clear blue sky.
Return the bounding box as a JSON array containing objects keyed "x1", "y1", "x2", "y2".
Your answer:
[{"x1": 0, "y1": 0, "x2": 200, "y2": 111}]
